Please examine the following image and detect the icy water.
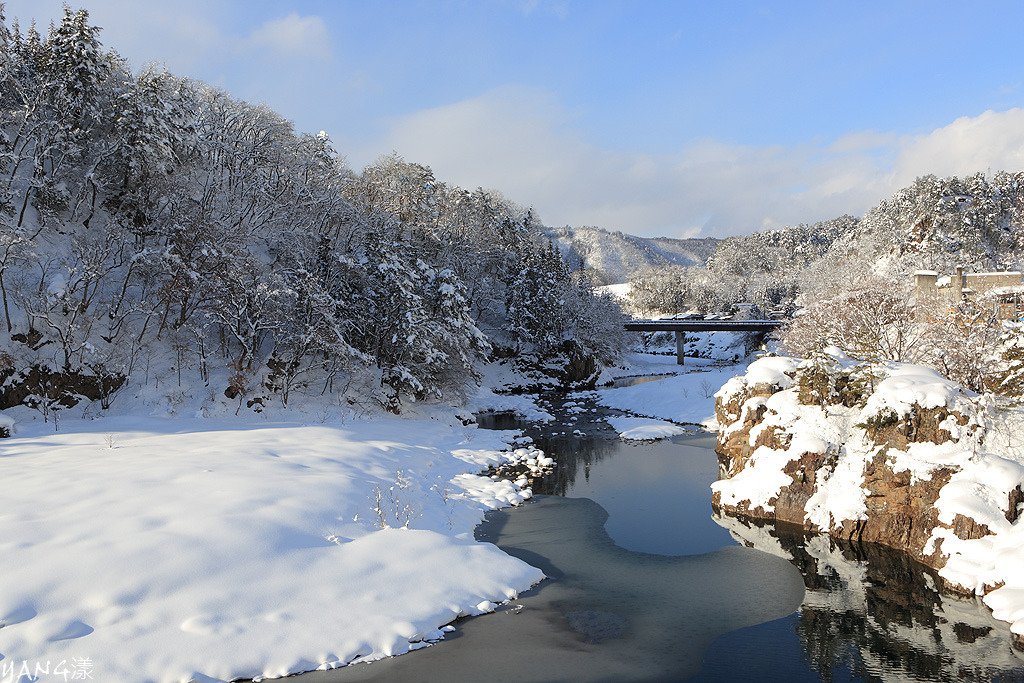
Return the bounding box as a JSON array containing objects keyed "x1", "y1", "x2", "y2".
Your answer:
[{"x1": 304, "y1": 386, "x2": 1024, "y2": 682}]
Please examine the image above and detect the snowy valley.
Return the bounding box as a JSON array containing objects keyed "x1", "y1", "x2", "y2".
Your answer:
[{"x1": 3, "y1": 4, "x2": 1024, "y2": 683}]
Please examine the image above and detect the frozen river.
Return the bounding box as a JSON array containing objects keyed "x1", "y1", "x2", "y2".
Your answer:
[{"x1": 301, "y1": 385, "x2": 1024, "y2": 682}]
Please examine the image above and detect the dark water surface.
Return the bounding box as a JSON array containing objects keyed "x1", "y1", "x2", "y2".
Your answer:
[{"x1": 304, "y1": 388, "x2": 1024, "y2": 682}]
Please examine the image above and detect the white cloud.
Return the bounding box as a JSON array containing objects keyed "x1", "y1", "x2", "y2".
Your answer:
[
  {"x1": 892, "y1": 109, "x2": 1024, "y2": 184},
  {"x1": 247, "y1": 13, "x2": 332, "y2": 61},
  {"x1": 5, "y1": 3, "x2": 334, "y2": 70},
  {"x1": 364, "y1": 90, "x2": 1024, "y2": 238}
]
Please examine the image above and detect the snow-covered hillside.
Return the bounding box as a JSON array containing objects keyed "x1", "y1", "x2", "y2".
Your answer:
[
  {"x1": 544, "y1": 225, "x2": 718, "y2": 285},
  {"x1": 626, "y1": 173, "x2": 1024, "y2": 316},
  {"x1": 0, "y1": 8, "x2": 627, "y2": 420}
]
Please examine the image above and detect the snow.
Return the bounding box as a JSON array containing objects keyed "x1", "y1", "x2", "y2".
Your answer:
[
  {"x1": 0, "y1": 412, "x2": 545, "y2": 682},
  {"x1": 715, "y1": 355, "x2": 1024, "y2": 642},
  {"x1": 0, "y1": 412, "x2": 14, "y2": 434},
  {"x1": 712, "y1": 445, "x2": 796, "y2": 511},
  {"x1": 742, "y1": 356, "x2": 800, "y2": 390},
  {"x1": 45, "y1": 272, "x2": 67, "y2": 298},
  {"x1": 593, "y1": 282, "x2": 632, "y2": 300},
  {"x1": 715, "y1": 355, "x2": 798, "y2": 406},
  {"x1": 470, "y1": 362, "x2": 555, "y2": 422},
  {"x1": 863, "y1": 362, "x2": 975, "y2": 417},
  {"x1": 605, "y1": 416, "x2": 688, "y2": 441},
  {"x1": 925, "y1": 450, "x2": 1024, "y2": 635},
  {"x1": 802, "y1": 437, "x2": 874, "y2": 530},
  {"x1": 597, "y1": 363, "x2": 743, "y2": 426},
  {"x1": 986, "y1": 284, "x2": 1024, "y2": 296}
]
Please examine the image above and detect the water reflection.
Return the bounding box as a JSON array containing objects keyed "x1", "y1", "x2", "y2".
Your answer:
[
  {"x1": 479, "y1": 399, "x2": 734, "y2": 556},
  {"x1": 309, "y1": 496, "x2": 805, "y2": 682},
  {"x1": 297, "y1": 384, "x2": 1024, "y2": 682},
  {"x1": 707, "y1": 514, "x2": 1024, "y2": 682},
  {"x1": 476, "y1": 402, "x2": 621, "y2": 497}
]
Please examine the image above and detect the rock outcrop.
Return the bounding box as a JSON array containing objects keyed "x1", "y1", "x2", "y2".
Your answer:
[{"x1": 712, "y1": 353, "x2": 1024, "y2": 644}]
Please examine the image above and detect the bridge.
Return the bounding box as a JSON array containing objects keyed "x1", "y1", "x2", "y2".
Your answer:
[{"x1": 623, "y1": 318, "x2": 785, "y2": 364}]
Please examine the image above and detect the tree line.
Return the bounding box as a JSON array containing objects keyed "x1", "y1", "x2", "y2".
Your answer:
[{"x1": 0, "y1": 6, "x2": 625, "y2": 414}]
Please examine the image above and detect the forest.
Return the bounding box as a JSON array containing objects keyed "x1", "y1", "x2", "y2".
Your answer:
[
  {"x1": 0, "y1": 6, "x2": 625, "y2": 415},
  {"x1": 629, "y1": 173, "x2": 1024, "y2": 317}
]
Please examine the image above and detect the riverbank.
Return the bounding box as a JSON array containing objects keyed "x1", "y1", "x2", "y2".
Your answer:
[
  {"x1": 0, "y1": 405, "x2": 546, "y2": 682},
  {"x1": 301, "y1": 383, "x2": 806, "y2": 682},
  {"x1": 0, "y1": 346, "x2": 759, "y2": 682},
  {"x1": 712, "y1": 353, "x2": 1024, "y2": 648}
]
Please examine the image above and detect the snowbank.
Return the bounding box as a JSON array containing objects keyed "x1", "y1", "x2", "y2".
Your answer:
[
  {"x1": 596, "y1": 364, "x2": 743, "y2": 426},
  {"x1": 715, "y1": 355, "x2": 798, "y2": 407},
  {"x1": 863, "y1": 362, "x2": 976, "y2": 418},
  {"x1": 0, "y1": 412, "x2": 544, "y2": 682}
]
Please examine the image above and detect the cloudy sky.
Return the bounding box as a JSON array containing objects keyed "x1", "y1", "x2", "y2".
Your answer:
[{"x1": 9, "y1": 0, "x2": 1024, "y2": 237}]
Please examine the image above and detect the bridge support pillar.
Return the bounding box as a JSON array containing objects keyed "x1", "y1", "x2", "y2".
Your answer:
[
  {"x1": 675, "y1": 331, "x2": 686, "y2": 365},
  {"x1": 744, "y1": 331, "x2": 768, "y2": 357}
]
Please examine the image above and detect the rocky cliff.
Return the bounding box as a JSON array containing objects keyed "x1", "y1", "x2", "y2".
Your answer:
[{"x1": 712, "y1": 353, "x2": 1024, "y2": 647}]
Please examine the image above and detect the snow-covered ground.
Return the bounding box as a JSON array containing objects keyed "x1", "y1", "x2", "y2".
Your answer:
[
  {"x1": 595, "y1": 358, "x2": 743, "y2": 428},
  {"x1": 0, "y1": 406, "x2": 545, "y2": 682},
  {"x1": 593, "y1": 282, "x2": 632, "y2": 301},
  {"x1": 712, "y1": 353, "x2": 1024, "y2": 642},
  {"x1": 590, "y1": 332, "x2": 754, "y2": 430}
]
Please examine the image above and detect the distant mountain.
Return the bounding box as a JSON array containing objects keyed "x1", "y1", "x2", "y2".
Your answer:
[
  {"x1": 551, "y1": 172, "x2": 1024, "y2": 307},
  {"x1": 543, "y1": 225, "x2": 719, "y2": 284}
]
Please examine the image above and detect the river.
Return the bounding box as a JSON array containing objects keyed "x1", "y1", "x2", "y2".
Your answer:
[{"x1": 302, "y1": 380, "x2": 1024, "y2": 682}]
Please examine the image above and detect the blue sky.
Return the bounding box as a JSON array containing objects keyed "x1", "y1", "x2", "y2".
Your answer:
[{"x1": 8, "y1": 0, "x2": 1024, "y2": 237}]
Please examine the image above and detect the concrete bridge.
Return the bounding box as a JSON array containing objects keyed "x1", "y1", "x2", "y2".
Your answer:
[{"x1": 623, "y1": 318, "x2": 785, "y2": 364}]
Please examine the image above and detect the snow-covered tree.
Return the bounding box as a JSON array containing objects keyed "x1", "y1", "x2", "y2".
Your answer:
[{"x1": 781, "y1": 278, "x2": 930, "y2": 364}]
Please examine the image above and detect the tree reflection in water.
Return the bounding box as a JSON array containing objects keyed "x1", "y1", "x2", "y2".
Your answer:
[
  {"x1": 713, "y1": 513, "x2": 1024, "y2": 682},
  {"x1": 475, "y1": 392, "x2": 625, "y2": 497}
]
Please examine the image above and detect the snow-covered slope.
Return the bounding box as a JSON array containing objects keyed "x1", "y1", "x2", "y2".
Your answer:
[{"x1": 544, "y1": 225, "x2": 718, "y2": 284}]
